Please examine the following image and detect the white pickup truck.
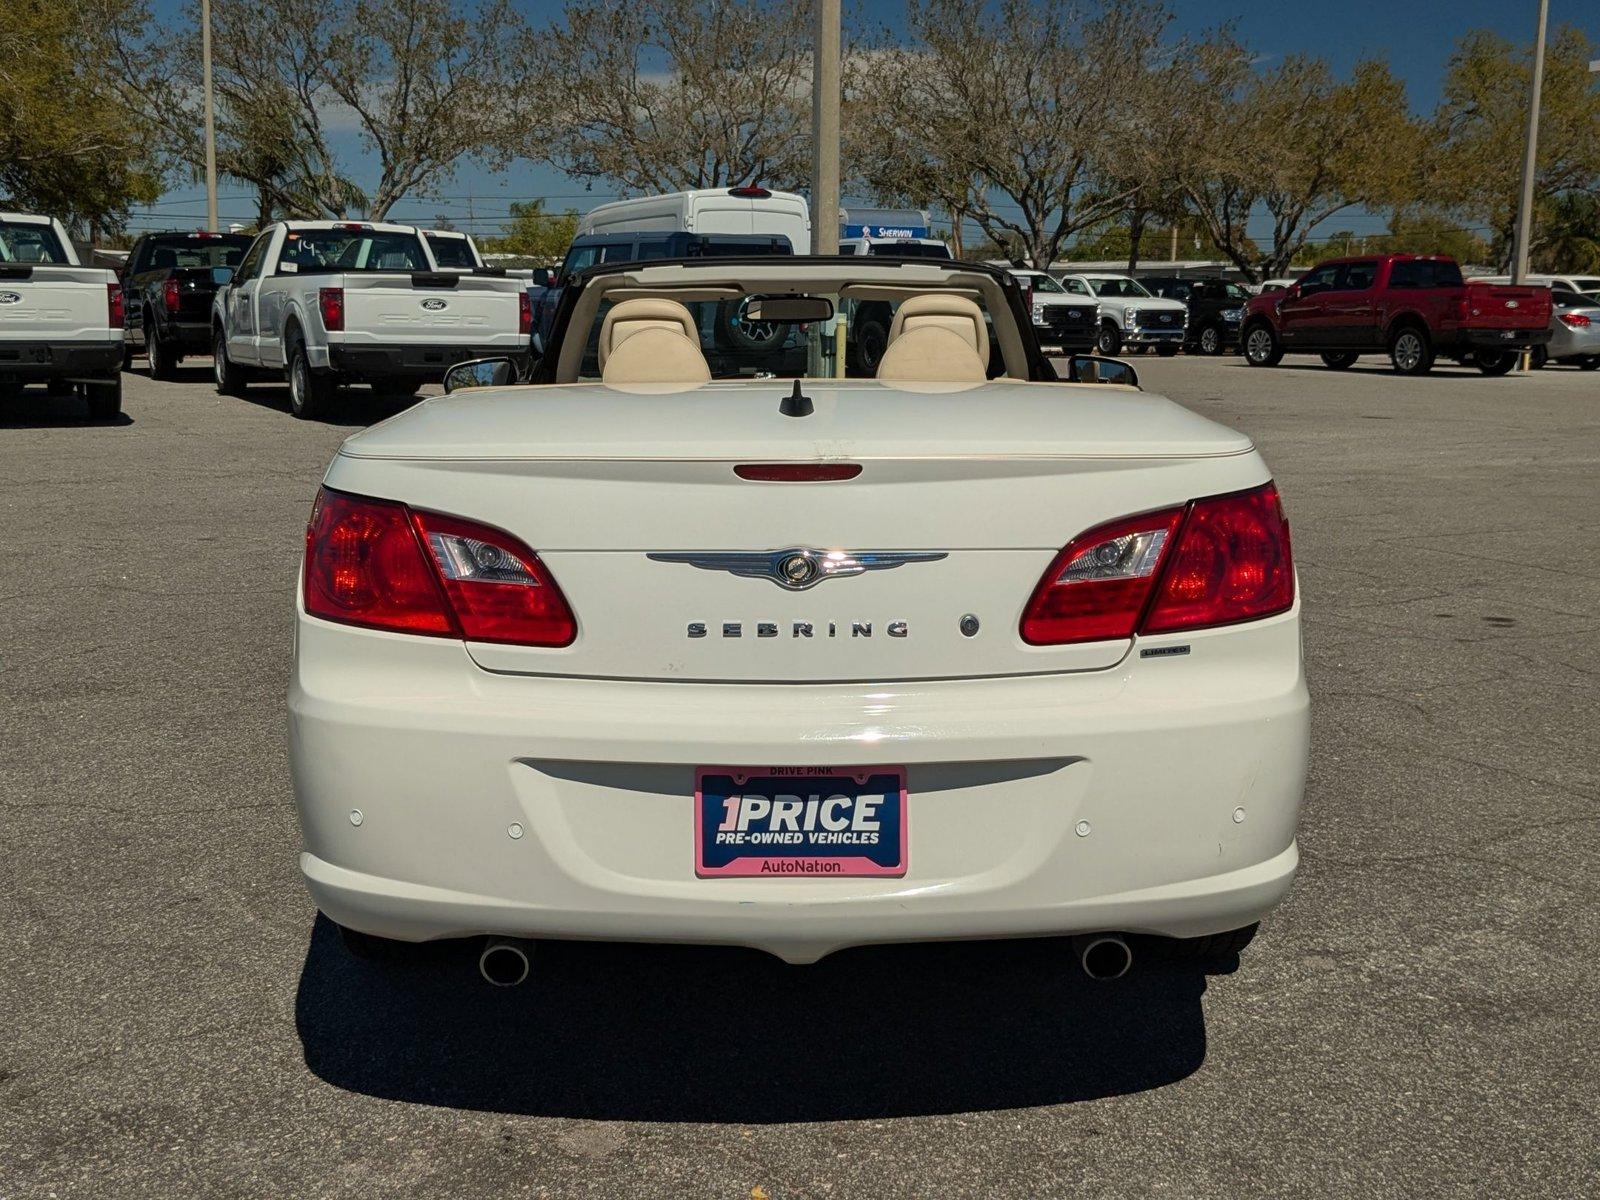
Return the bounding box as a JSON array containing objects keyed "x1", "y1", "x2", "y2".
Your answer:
[
  {"x1": 0, "y1": 212, "x2": 124, "y2": 420},
  {"x1": 1059, "y1": 272, "x2": 1188, "y2": 357},
  {"x1": 211, "y1": 220, "x2": 529, "y2": 418}
]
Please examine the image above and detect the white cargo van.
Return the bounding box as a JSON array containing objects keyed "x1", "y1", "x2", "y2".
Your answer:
[{"x1": 577, "y1": 187, "x2": 810, "y2": 253}]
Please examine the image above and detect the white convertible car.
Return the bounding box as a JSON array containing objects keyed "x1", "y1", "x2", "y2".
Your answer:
[{"x1": 289, "y1": 256, "x2": 1308, "y2": 984}]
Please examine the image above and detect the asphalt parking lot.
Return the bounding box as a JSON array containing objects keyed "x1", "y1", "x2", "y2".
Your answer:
[{"x1": 3, "y1": 354, "x2": 1597, "y2": 1199}]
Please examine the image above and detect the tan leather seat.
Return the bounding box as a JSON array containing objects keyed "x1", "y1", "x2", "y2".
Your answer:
[
  {"x1": 875, "y1": 326, "x2": 989, "y2": 382},
  {"x1": 886, "y1": 293, "x2": 990, "y2": 361},
  {"x1": 598, "y1": 298, "x2": 710, "y2": 384}
]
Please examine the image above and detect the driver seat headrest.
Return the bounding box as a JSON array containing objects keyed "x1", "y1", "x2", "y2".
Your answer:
[
  {"x1": 599, "y1": 297, "x2": 710, "y2": 385},
  {"x1": 887, "y1": 293, "x2": 990, "y2": 365}
]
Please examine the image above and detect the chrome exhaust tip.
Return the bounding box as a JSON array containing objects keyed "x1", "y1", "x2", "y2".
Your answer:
[
  {"x1": 1072, "y1": 933, "x2": 1132, "y2": 981},
  {"x1": 478, "y1": 937, "x2": 531, "y2": 987}
]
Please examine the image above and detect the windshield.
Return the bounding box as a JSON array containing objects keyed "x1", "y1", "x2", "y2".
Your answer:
[
  {"x1": 1224, "y1": 283, "x2": 1249, "y2": 301},
  {"x1": 1088, "y1": 277, "x2": 1152, "y2": 298},
  {"x1": 867, "y1": 241, "x2": 952, "y2": 259},
  {"x1": 572, "y1": 288, "x2": 1003, "y2": 382},
  {"x1": 1027, "y1": 274, "x2": 1065, "y2": 293},
  {"x1": 138, "y1": 234, "x2": 251, "y2": 270},
  {"x1": 425, "y1": 233, "x2": 478, "y2": 268},
  {"x1": 280, "y1": 228, "x2": 429, "y2": 273},
  {"x1": 0, "y1": 220, "x2": 70, "y2": 264},
  {"x1": 1572, "y1": 278, "x2": 1600, "y2": 293}
]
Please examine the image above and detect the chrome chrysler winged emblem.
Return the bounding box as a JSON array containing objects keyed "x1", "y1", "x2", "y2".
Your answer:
[{"x1": 647, "y1": 548, "x2": 947, "y2": 591}]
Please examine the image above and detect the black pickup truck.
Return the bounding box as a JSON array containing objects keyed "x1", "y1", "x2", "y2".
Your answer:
[
  {"x1": 120, "y1": 231, "x2": 253, "y2": 377},
  {"x1": 1142, "y1": 275, "x2": 1251, "y2": 355}
]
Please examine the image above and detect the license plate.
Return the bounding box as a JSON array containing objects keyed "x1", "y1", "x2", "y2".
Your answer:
[{"x1": 695, "y1": 766, "x2": 907, "y2": 878}]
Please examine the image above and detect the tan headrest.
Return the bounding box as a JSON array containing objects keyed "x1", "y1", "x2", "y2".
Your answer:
[
  {"x1": 602, "y1": 326, "x2": 712, "y2": 385},
  {"x1": 598, "y1": 298, "x2": 701, "y2": 371},
  {"x1": 887, "y1": 293, "x2": 990, "y2": 365},
  {"x1": 876, "y1": 325, "x2": 988, "y2": 382}
]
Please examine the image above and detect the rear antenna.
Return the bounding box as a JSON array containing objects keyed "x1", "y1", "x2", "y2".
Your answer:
[{"x1": 780, "y1": 379, "x2": 814, "y2": 418}]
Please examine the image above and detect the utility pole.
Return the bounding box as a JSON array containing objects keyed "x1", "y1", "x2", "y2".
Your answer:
[
  {"x1": 1169, "y1": 224, "x2": 1178, "y2": 262},
  {"x1": 202, "y1": 0, "x2": 219, "y2": 231},
  {"x1": 1510, "y1": 0, "x2": 1549, "y2": 285},
  {"x1": 810, "y1": 0, "x2": 841, "y2": 255}
]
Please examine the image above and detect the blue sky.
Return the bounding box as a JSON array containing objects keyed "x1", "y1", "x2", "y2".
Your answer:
[{"x1": 137, "y1": 0, "x2": 1597, "y2": 240}]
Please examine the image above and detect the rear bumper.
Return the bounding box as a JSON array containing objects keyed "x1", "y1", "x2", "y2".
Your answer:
[
  {"x1": 1458, "y1": 327, "x2": 1551, "y2": 351},
  {"x1": 289, "y1": 605, "x2": 1310, "y2": 963},
  {"x1": 325, "y1": 341, "x2": 528, "y2": 382},
  {"x1": 0, "y1": 338, "x2": 122, "y2": 381},
  {"x1": 1122, "y1": 327, "x2": 1185, "y2": 345}
]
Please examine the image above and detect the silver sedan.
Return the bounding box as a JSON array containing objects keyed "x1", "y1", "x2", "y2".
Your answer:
[{"x1": 1538, "y1": 289, "x2": 1600, "y2": 368}]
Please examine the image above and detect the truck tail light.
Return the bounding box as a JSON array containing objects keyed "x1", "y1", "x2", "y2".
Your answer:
[
  {"x1": 107, "y1": 283, "x2": 124, "y2": 329},
  {"x1": 1560, "y1": 312, "x2": 1592, "y2": 329},
  {"x1": 163, "y1": 278, "x2": 181, "y2": 314},
  {"x1": 728, "y1": 185, "x2": 772, "y2": 199},
  {"x1": 1020, "y1": 483, "x2": 1293, "y2": 645},
  {"x1": 318, "y1": 287, "x2": 344, "y2": 332},
  {"x1": 518, "y1": 289, "x2": 532, "y2": 334},
  {"x1": 304, "y1": 489, "x2": 576, "y2": 646}
]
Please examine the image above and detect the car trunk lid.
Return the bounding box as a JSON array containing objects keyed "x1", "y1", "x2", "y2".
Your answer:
[{"x1": 325, "y1": 379, "x2": 1266, "y2": 682}]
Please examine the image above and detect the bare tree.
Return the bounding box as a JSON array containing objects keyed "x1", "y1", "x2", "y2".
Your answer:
[
  {"x1": 1176, "y1": 52, "x2": 1419, "y2": 281},
  {"x1": 850, "y1": 0, "x2": 1172, "y2": 268},
  {"x1": 108, "y1": 0, "x2": 524, "y2": 221},
  {"x1": 517, "y1": 0, "x2": 814, "y2": 195}
]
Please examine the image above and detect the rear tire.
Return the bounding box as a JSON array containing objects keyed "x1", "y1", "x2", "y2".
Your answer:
[
  {"x1": 1242, "y1": 322, "x2": 1282, "y2": 367},
  {"x1": 146, "y1": 318, "x2": 177, "y2": 381},
  {"x1": 287, "y1": 338, "x2": 337, "y2": 420},
  {"x1": 213, "y1": 328, "x2": 248, "y2": 397},
  {"x1": 853, "y1": 319, "x2": 889, "y2": 374},
  {"x1": 1475, "y1": 349, "x2": 1516, "y2": 377},
  {"x1": 84, "y1": 376, "x2": 122, "y2": 422},
  {"x1": 1580, "y1": 355, "x2": 1600, "y2": 371},
  {"x1": 1169, "y1": 923, "x2": 1259, "y2": 961},
  {"x1": 1387, "y1": 326, "x2": 1433, "y2": 376},
  {"x1": 1320, "y1": 351, "x2": 1359, "y2": 369},
  {"x1": 1528, "y1": 344, "x2": 1548, "y2": 370}
]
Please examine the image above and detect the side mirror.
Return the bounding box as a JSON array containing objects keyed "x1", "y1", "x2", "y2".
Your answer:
[
  {"x1": 443, "y1": 357, "x2": 520, "y2": 393},
  {"x1": 1065, "y1": 354, "x2": 1139, "y2": 387}
]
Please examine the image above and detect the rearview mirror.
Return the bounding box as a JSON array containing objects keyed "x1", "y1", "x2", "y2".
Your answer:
[
  {"x1": 1065, "y1": 354, "x2": 1139, "y2": 388},
  {"x1": 443, "y1": 357, "x2": 520, "y2": 393},
  {"x1": 744, "y1": 296, "x2": 835, "y2": 323}
]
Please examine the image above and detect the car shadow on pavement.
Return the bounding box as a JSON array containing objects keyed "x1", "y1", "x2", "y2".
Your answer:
[
  {"x1": 232, "y1": 383, "x2": 421, "y2": 426},
  {"x1": 295, "y1": 914, "x2": 1217, "y2": 1122},
  {"x1": 0, "y1": 391, "x2": 133, "y2": 428}
]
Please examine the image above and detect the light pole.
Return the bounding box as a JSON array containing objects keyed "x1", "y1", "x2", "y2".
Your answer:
[
  {"x1": 810, "y1": 0, "x2": 841, "y2": 255},
  {"x1": 1510, "y1": 0, "x2": 1549, "y2": 286},
  {"x1": 202, "y1": 0, "x2": 219, "y2": 232}
]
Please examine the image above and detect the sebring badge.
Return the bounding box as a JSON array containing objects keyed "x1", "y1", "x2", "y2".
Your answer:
[{"x1": 647, "y1": 547, "x2": 946, "y2": 591}]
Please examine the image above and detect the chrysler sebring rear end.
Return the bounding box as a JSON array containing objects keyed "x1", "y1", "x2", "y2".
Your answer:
[{"x1": 288, "y1": 259, "x2": 1308, "y2": 970}]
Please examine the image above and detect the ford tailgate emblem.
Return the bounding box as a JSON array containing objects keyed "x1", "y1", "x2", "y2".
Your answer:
[
  {"x1": 648, "y1": 548, "x2": 947, "y2": 591},
  {"x1": 421, "y1": 298, "x2": 448, "y2": 311},
  {"x1": 0, "y1": 292, "x2": 21, "y2": 305},
  {"x1": 1505, "y1": 299, "x2": 1519, "y2": 309}
]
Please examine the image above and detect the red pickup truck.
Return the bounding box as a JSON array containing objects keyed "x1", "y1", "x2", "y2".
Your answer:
[{"x1": 1241, "y1": 255, "x2": 1552, "y2": 376}]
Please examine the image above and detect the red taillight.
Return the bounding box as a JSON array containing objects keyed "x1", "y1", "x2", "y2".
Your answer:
[
  {"x1": 336, "y1": 222, "x2": 369, "y2": 232},
  {"x1": 409, "y1": 509, "x2": 576, "y2": 646},
  {"x1": 1020, "y1": 483, "x2": 1294, "y2": 645},
  {"x1": 303, "y1": 488, "x2": 576, "y2": 647},
  {"x1": 107, "y1": 282, "x2": 124, "y2": 329},
  {"x1": 734, "y1": 463, "x2": 862, "y2": 481},
  {"x1": 518, "y1": 289, "x2": 532, "y2": 334},
  {"x1": 304, "y1": 490, "x2": 455, "y2": 636},
  {"x1": 1142, "y1": 484, "x2": 1294, "y2": 634},
  {"x1": 318, "y1": 287, "x2": 344, "y2": 332},
  {"x1": 1020, "y1": 507, "x2": 1184, "y2": 645},
  {"x1": 163, "y1": 278, "x2": 181, "y2": 314},
  {"x1": 1560, "y1": 312, "x2": 1592, "y2": 329}
]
